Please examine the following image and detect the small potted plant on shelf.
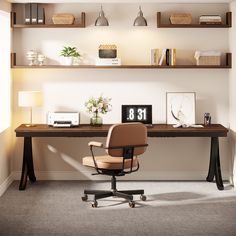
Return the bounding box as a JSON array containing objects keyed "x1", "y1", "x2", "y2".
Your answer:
[
  {"x1": 85, "y1": 95, "x2": 112, "y2": 126},
  {"x1": 60, "y1": 46, "x2": 81, "y2": 65}
]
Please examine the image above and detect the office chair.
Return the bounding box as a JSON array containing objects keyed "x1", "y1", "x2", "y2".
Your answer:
[{"x1": 82, "y1": 123, "x2": 148, "y2": 208}]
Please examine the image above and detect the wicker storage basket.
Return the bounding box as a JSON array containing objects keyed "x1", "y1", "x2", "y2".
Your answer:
[
  {"x1": 196, "y1": 56, "x2": 221, "y2": 66},
  {"x1": 52, "y1": 14, "x2": 75, "y2": 24},
  {"x1": 170, "y1": 14, "x2": 192, "y2": 24}
]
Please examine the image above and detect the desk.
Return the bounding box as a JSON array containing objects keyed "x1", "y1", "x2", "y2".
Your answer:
[{"x1": 15, "y1": 124, "x2": 228, "y2": 191}]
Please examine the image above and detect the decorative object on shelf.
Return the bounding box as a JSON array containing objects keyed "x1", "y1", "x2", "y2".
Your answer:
[
  {"x1": 199, "y1": 15, "x2": 222, "y2": 25},
  {"x1": 85, "y1": 95, "x2": 112, "y2": 126},
  {"x1": 37, "y1": 54, "x2": 46, "y2": 66},
  {"x1": 204, "y1": 112, "x2": 211, "y2": 126},
  {"x1": 60, "y1": 46, "x2": 81, "y2": 65},
  {"x1": 194, "y1": 51, "x2": 221, "y2": 66},
  {"x1": 95, "y1": 5, "x2": 109, "y2": 26},
  {"x1": 133, "y1": 6, "x2": 147, "y2": 26},
  {"x1": 26, "y1": 50, "x2": 38, "y2": 66},
  {"x1": 122, "y1": 105, "x2": 152, "y2": 125},
  {"x1": 18, "y1": 91, "x2": 43, "y2": 127},
  {"x1": 52, "y1": 14, "x2": 75, "y2": 24},
  {"x1": 96, "y1": 58, "x2": 121, "y2": 66},
  {"x1": 166, "y1": 92, "x2": 196, "y2": 125},
  {"x1": 99, "y1": 45, "x2": 117, "y2": 58},
  {"x1": 170, "y1": 13, "x2": 192, "y2": 24}
]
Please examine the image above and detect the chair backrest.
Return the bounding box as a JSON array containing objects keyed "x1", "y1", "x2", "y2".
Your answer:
[{"x1": 106, "y1": 123, "x2": 148, "y2": 157}]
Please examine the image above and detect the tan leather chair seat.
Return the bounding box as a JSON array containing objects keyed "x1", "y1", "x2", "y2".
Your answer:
[{"x1": 83, "y1": 155, "x2": 138, "y2": 170}]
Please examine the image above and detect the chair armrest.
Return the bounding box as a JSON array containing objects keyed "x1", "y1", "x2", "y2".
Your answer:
[{"x1": 88, "y1": 141, "x2": 103, "y2": 148}]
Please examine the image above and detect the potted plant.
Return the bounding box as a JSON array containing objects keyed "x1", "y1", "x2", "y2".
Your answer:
[
  {"x1": 60, "y1": 46, "x2": 81, "y2": 65},
  {"x1": 85, "y1": 95, "x2": 112, "y2": 126}
]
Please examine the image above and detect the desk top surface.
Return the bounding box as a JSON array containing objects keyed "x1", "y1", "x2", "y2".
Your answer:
[{"x1": 15, "y1": 124, "x2": 228, "y2": 138}]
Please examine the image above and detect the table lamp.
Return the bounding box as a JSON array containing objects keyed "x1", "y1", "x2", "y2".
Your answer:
[{"x1": 18, "y1": 91, "x2": 43, "y2": 127}]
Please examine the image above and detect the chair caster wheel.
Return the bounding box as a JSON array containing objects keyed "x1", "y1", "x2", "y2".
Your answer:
[
  {"x1": 92, "y1": 200, "x2": 98, "y2": 208},
  {"x1": 129, "y1": 201, "x2": 135, "y2": 208},
  {"x1": 81, "y1": 194, "x2": 88, "y2": 201},
  {"x1": 140, "y1": 194, "x2": 146, "y2": 201}
]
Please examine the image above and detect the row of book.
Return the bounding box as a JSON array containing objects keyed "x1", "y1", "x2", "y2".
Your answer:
[
  {"x1": 25, "y1": 3, "x2": 45, "y2": 24},
  {"x1": 151, "y1": 48, "x2": 177, "y2": 66}
]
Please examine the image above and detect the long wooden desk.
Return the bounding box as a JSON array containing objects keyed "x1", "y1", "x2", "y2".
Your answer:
[{"x1": 15, "y1": 124, "x2": 228, "y2": 191}]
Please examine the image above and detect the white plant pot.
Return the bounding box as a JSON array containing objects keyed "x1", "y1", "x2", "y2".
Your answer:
[{"x1": 61, "y1": 57, "x2": 73, "y2": 66}]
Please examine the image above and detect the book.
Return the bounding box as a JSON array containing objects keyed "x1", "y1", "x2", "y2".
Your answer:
[
  {"x1": 96, "y1": 58, "x2": 121, "y2": 66},
  {"x1": 158, "y1": 49, "x2": 166, "y2": 66},
  {"x1": 31, "y1": 3, "x2": 38, "y2": 24},
  {"x1": 171, "y1": 48, "x2": 176, "y2": 66},
  {"x1": 151, "y1": 49, "x2": 161, "y2": 65},
  {"x1": 24, "y1": 3, "x2": 31, "y2": 24},
  {"x1": 166, "y1": 49, "x2": 170, "y2": 66},
  {"x1": 37, "y1": 5, "x2": 45, "y2": 24}
]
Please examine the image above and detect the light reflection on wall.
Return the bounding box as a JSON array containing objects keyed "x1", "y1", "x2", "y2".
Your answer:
[{"x1": 0, "y1": 10, "x2": 11, "y2": 133}]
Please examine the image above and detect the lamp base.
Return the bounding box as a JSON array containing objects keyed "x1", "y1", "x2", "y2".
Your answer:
[{"x1": 25, "y1": 124, "x2": 36, "y2": 127}]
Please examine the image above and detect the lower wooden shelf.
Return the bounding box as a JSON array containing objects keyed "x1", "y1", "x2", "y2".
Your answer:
[{"x1": 10, "y1": 53, "x2": 232, "y2": 69}]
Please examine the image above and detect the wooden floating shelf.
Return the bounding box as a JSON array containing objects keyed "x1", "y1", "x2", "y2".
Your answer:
[
  {"x1": 11, "y1": 12, "x2": 86, "y2": 28},
  {"x1": 11, "y1": 65, "x2": 231, "y2": 69},
  {"x1": 157, "y1": 12, "x2": 232, "y2": 28},
  {"x1": 11, "y1": 53, "x2": 232, "y2": 69}
]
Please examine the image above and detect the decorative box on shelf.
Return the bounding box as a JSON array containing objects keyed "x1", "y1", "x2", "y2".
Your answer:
[
  {"x1": 169, "y1": 13, "x2": 192, "y2": 24},
  {"x1": 52, "y1": 14, "x2": 75, "y2": 24},
  {"x1": 194, "y1": 51, "x2": 221, "y2": 66}
]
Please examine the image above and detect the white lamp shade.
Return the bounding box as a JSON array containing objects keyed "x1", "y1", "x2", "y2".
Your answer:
[{"x1": 18, "y1": 91, "x2": 43, "y2": 107}]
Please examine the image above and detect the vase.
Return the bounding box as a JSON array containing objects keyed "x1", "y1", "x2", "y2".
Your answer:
[
  {"x1": 90, "y1": 114, "x2": 103, "y2": 126},
  {"x1": 61, "y1": 57, "x2": 73, "y2": 66}
]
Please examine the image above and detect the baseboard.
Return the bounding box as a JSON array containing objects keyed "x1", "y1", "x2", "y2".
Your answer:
[
  {"x1": 12, "y1": 170, "x2": 230, "y2": 181},
  {"x1": 0, "y1": 173, "x2": 14, "y2": 197}
]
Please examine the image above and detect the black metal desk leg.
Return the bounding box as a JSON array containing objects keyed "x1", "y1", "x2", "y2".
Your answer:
[
  {"x1": 206, "y1": 137, "x2": 224, "y2": 190},
  {"x1": 19, "y1": 137, "x2": 36, "y2": 190}
]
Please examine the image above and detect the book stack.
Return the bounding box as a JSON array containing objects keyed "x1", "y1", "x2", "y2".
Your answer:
[
  {"x1": 95, "y1": 58, "x2": 121, "y2": 66},
  {"x1": 199, "y1": 15, "x2": 222, "y2": 25},
  {"x1": 151, "y1": 49, "x2": 176, "y2": 66}
]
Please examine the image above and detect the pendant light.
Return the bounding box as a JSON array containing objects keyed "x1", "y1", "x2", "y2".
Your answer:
[
  {"x1": 133, "y1": 6, "x2": 147, "y2": 26},
  {"x1": 95, "y1": 6, "x2": 109, "y2": 26}
]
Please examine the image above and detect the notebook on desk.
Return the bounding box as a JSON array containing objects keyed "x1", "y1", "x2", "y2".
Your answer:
[{"x1": 121, "y1": 105, "x2": 153, "y2": 127}]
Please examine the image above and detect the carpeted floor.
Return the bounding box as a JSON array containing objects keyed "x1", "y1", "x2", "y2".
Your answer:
[{"x1": 0, "y1": 181, "x2": 236, "y2": 236}]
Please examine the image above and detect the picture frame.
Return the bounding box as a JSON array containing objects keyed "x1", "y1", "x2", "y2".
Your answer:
[{"x1": 166, "y1": 92, "x2": 196, "y2": 124}]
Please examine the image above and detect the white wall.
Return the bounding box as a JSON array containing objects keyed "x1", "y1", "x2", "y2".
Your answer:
[
  {"x1": 0, "y1": 0, "x2": 13, "y2": 196},
  {"x1": 229, "y1": 1, "x2": 236, "y2": 185},
  {"x1": 12, "y1": 3, "x2": 230, "y2": 180}
]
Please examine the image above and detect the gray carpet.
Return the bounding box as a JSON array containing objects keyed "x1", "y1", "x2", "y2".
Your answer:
[{"x1": 0, "y1": 181, "x2": 236, "y2": 236}]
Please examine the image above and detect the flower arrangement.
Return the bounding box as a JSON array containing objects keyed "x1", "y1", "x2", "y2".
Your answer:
[
  {"x1": 85, "y1": 95, "x2": 112, "y2": 115},
  {"x1": 85, "y1": 95, "x2": 112, "y2": 125}
]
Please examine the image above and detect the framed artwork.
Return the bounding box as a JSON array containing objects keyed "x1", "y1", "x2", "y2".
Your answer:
[{"x1": 166, "y1": 92, "x2": 196, "y2": 124}]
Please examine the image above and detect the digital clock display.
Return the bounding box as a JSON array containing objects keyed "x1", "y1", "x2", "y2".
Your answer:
[{"x1": 122, "y1": 105, "x2": 152, "y2": 124}]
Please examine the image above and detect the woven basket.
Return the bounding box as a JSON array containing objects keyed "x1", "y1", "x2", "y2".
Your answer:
[
  {"x1": 196, "y1": 56, "x2": 221, "y2": 66},
  {"x1": 52, "y1": 14, "x2": 75, "y2": 24},
  {"x1": 170, "y1": 14, "x2": 192, "y2": 24}
]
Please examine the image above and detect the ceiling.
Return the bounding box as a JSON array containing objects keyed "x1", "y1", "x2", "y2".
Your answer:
[{"x1": 8, "y1": 0, "x2": 235, "y2": 4}]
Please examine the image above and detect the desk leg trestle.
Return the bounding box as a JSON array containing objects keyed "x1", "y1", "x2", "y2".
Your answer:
[
  {"x1": 206, "y1": 137, "x2": 224, "y2": 190},
  {"x1": 19, "y1": 137, "x2": 36, "y2": 190}
]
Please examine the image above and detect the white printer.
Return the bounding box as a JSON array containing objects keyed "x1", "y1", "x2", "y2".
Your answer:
[{"x1": 47, "y1": 112, "x2": 80, "y2": 127}]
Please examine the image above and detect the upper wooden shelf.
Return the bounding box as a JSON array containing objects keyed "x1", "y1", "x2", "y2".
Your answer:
[
  {"x1": 11, "y1": 12, "x2": 86, "y2": 28},
  {"x1": 11, "y1": 65, "x2": 231, "y2": 69},
  {"x1": 157, "y1": 12, "x2": 232, "y2": 28}
]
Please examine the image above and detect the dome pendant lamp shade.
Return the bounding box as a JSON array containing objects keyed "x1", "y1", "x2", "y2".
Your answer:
[
  {"x1": 133, "y1": 6, "x2": 147, "y2": 26},
  {"x1": 95, "y1": 6, "x2": 109, "y2": 26}
]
